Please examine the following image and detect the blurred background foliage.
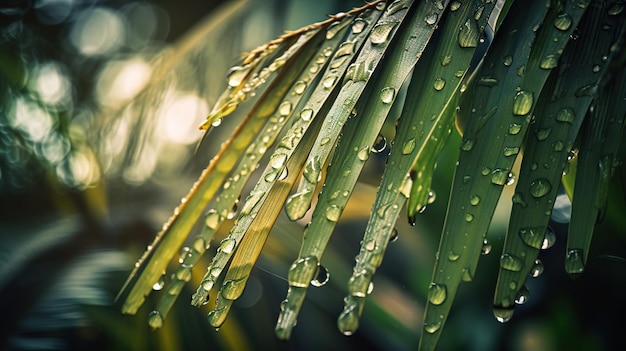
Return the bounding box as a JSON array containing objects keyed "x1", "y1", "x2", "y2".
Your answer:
[{"x1": 0, "y1": 0, "x2": 625, "y2": 350}]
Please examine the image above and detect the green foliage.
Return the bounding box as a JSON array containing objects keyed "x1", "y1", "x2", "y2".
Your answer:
[{"x1": 118, "y1": 0, "x2": 626, "y2": 350}]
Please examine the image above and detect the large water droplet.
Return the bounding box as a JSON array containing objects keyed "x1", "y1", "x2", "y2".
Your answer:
[
  {"x1": 300, "y1": 108, "x2": 314, "y2": 122},
  {"x1": 219, "y1": 238, "x2": 236, "y2": 254},
  {"x1": 424, "y1": 321, "x2": 442, "y2": 334},
  {"x1": 542, "y1": 227, "x2": 556, "y2": 249},
  {"x1": 293, "y1": 81, "x2": 307, "y2": 95},
  {"x1": 285, "y1": 190, "x2": 312, "y2": 221},
  {"x1": 425, "y1": 12, "x2": 438, "y2": 25},
  {"x1": 529, "y1": 178, "x2": 552, "y2": 198},
  {"x1": 288, "y1": 256, "x2": 319, "y2": 287},
  {"x1": 503, "y1": 146, "x2": 520, "y2": 157},
  {"x1": 205, "y1": 209, "x2": 221, "y2": 230},
  {"x1": 512, "y1": 90, "x2": 534, "y2": 115},
  {"x1": 540, "y1": 55, "x2": 558, "y2": 69},
  {"x1": 380, "y1": 87, "x2": 396, "y2": 104},
  {"x1": 427, "y1": 283, "x2": 447, "y2": 305},
  {"x1": 326, "y1": 205, "x2": 341, "y2": 222},
  {"x1": 500, "y1": 254, "x2": 523, "y2": 272},
  {"x1": 270, "y1": 153, "x2": 288, "y2": 169},
  {"x1": 503, "y1": 55, "x2": 513, "y2": 67},
  {"x1": 303, "y1": 156, "x2": 322, "y2": 183},
  {"x1": 493, "y1": 305, "x2": 514, "y2": 323},
  {"x1": 153, "y1": 275, "x2": 165, "y2": 290},
  {"x1": 227, "y1": 66, "x2": 249, "y2": 87},
  {"x1": 490, "y1": 168, "x2": 510, "y2": 186},
  {"x1": 351, "y1": 18, "x2": 367, "y2": 33},
  {"x1": 458, "y1": 18, "x2": 480, "y2": 48},
  {"x1": 515, "y1": 285, "x2": 530, "y2": 305},
  {"x1": 370, "y1": 22, "x2": 396, "y2": 44},
  {"x1": 553, "y1": 13, "x2": 573, "y2": 31},
  {"x1": 371, "y1": 134, "x2": 387, "y2": 153},
  {"x1": 148, "y1": 310, "x2": 164, "y2": 329},
  {"x1": 322, "y1": 76, "x2": 337, "y2": 89},
  {"x1": 508, "y1": 123, "x2": 522, "y2": 135},
  {"x1": 481, "y1": 239, "x2": 492, "y2": 255},
  {"x1": 530, "y1": 259, "x2": 544, "y2": 277},
  {"x1": 311, "y1": 265, "x2": 330, "y2": 287},
  {"x1": 460, "y1": 138, "x2": 474, "y2": 151},
  {"x1": 433, "y1": 77, "x2": 446, "y2": 91},
  {"x1": 519, "y1": 226, "x2": 545, "y2": 249},
  {"x1": 565, "y1": 249, "x2": 584, "y2": 274},
  {"x1": 402, "y1": 138, "x2": 416, "y2": 154},
  {"x1": 450, "y1": 1, "x2": 462, "y2": 11},
  {"x1": 555, "y1": 107, "x2": 575, "y2": 123},
  {"x1": 279, "y1": 101, "x2": 292, "y2": 116},
  {"x1": 470, "y1": 194, "x2": 481, "y2": 206}
]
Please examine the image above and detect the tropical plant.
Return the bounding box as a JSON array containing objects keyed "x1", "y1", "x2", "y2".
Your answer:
[{"x1": 117, "y1": 0, "x2": 626, "y2": 350}]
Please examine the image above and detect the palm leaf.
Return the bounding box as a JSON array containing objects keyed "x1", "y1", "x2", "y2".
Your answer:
[{"x1": 117, "y1": 1, "x2": 626, "y2": 350}]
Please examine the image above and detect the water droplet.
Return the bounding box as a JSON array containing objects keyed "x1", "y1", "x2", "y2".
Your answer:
[
  {"x1": 433, "y1": 77, "x2": 446, "y2": 91},
  {"x1": 493, "y1": 305, "x2": 514, "y2": 323},
  {"x1": 285, "y1": 190, "x2": 312, "y2": 221},
  {"x1": 311, "y1": 265, "x2": 330, "y2": 287},
  {"x1": 303, "y1": 156, "x2": 322, "y2": 183},
  {"x1": 608, "y1": 3, "x2": 624, "y2": 15},
  {"x1": 370, "y1": 22, "x2": 396, "y2": 44},
  {"x1": 503, "y1": 55, "x2": 513, "y2": 66},
  {"x1": 465, "y1": 213, "x2": 474, "y2": 222},
  {"x1": 460, "y1": 138, "x2": 474, "y2": 151},
  {"x1": 326, "y1": 205, "x2": 341, "y2": 222},
  {"x1": 357, "y1": 147, "x2": 369, "y2": 161},
  {"x1": 219, "y1": 238, "x2": 236, "y2": 254},
  {"x1": 148, "y1": 310, "x2": 164, "y2": 329},
  {"x1": 458, "y1": 18, "x2": 480, "y2": 48},
  {"x1": 515, "y1": 285, "x2": 530, "y2": 305},
  {"x1": 450, "y1": 1, "x2": 462, "y2": 11},
  {"x1": 364, "y1": 239, "x2": 376, "y2": 251},
  {"x1": 389, "y1": 228, "x2": 399, "y2": 243},
  {"x1": 592, "y1": 64, "x2": 601, "y2": 73},
  {"x1": 326, "y1": 21, "x2": 345, "y2": 40},
  {"x1": 270, "y1": 153, "x2": 288, "y2": 169},
  {"x1": 376, "y1": 1, "x2": 386, "y2": 10},
  {"x1": 462, "y1": 268, "x2": 473, "y2": 282},
  {"x1": 448, "y1": 251, "x2": 461, "y2": 261},
  {"x1": 536, "y1": 128, "x2": 551, "y2": 141},
  {"x1": 293, "y1": 81, "x2": 307, "y2": 95},
  {"x1": 205, "y1": 209, "x2": 221, "y2": 230},
  {"x1": 517, "y1": 65, "x2": 526, "y2": 77},
  {"x1": 529, "y1": 178, "x2": 552, "y2": 198},
  {"x1": 402, "y1": 138, "x2": 416, "y2": 154},
  {"x1": 424, "y1": 321, "x2": 442, "y2": 334},
  {"x1": 530, "y1": 259, "x2": 544, "y2": 277},
  {"x1": 441, "y1": 54, "x2": 452, "y2": 66},
  {"x1": 553, "y1": 13, "x2": 572, "y2": 31},
  {"x1": 555, "y1": 107, "x2": 575, "y2": 123},
  {"x1": 542, "y1": 227, "x2": 556, "y2": 249},
  {"x1": 540, "y1": 55, "x2": 558, "y2": 69},
  {"x1": 490, "y1": 168, "x2": 510, "y2": 186},
  {"x1": 470, "y1": 195, "x2": 480, "y2": 205},
  {"x1": 503, "y1": 146, "x2": 519, "y2": 157},
  {"x1": 153, "y1": 275, "x2": 165, "y2": 290},
  {"x1": 424, "y1": 12, "x2": 438, "y2": 25},
  {"x1": 371, "y1": 134, "x2": 387, "y2": 153},
  {"x1": 427, "y1": 283, "x2": 447, "y2": 305},
  {"x1": 512, "y1": 90, "x2": 534, "y2": 115},
  {"x1": 508, "y1": 123, "x2": 522, "y2": 135},
  {"x1": 288, "y1": 256, "x2": 319, "y2": 287},
  {"x1": 500, "y1": 254, "x2": 523, "y2": 272},
  {"x1": 481, "y1": 239, "x2": 492, "y2": 255},
  {"x1": 380, "y1": 87, "x2": 396, "y2": 104},
  {"x1": 300, "y1": 108, "x2": 313, "y2": 122},
  {"x1": 565, "y1": 249, "x2": 584, "y2": 274},
  {"x1": 319, "y1": 76, "x2": 335, "y2": 90},
  {"x1": 351, "y1": 18, "x2": 366, "y2": 33},
  {"x1": 519, "y1": 226, "x2": 545, "y2": 249},
  {"x1": 278, "y1": 101, "x2": 292, "y2": 117},
  {"x1": 178, "y1": 246, "x2": 191, "y2": 264},
  {"x1": 575, "y1": 84, "x2": 597, "y2": 97},
  {"x1": 227, "y1": 66, "x2": 249, "y2": 87}
]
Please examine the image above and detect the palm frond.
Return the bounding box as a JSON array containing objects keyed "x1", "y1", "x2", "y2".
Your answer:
[{"x1": 117, "y1": 1, "x2": 626, "y2": 350}]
